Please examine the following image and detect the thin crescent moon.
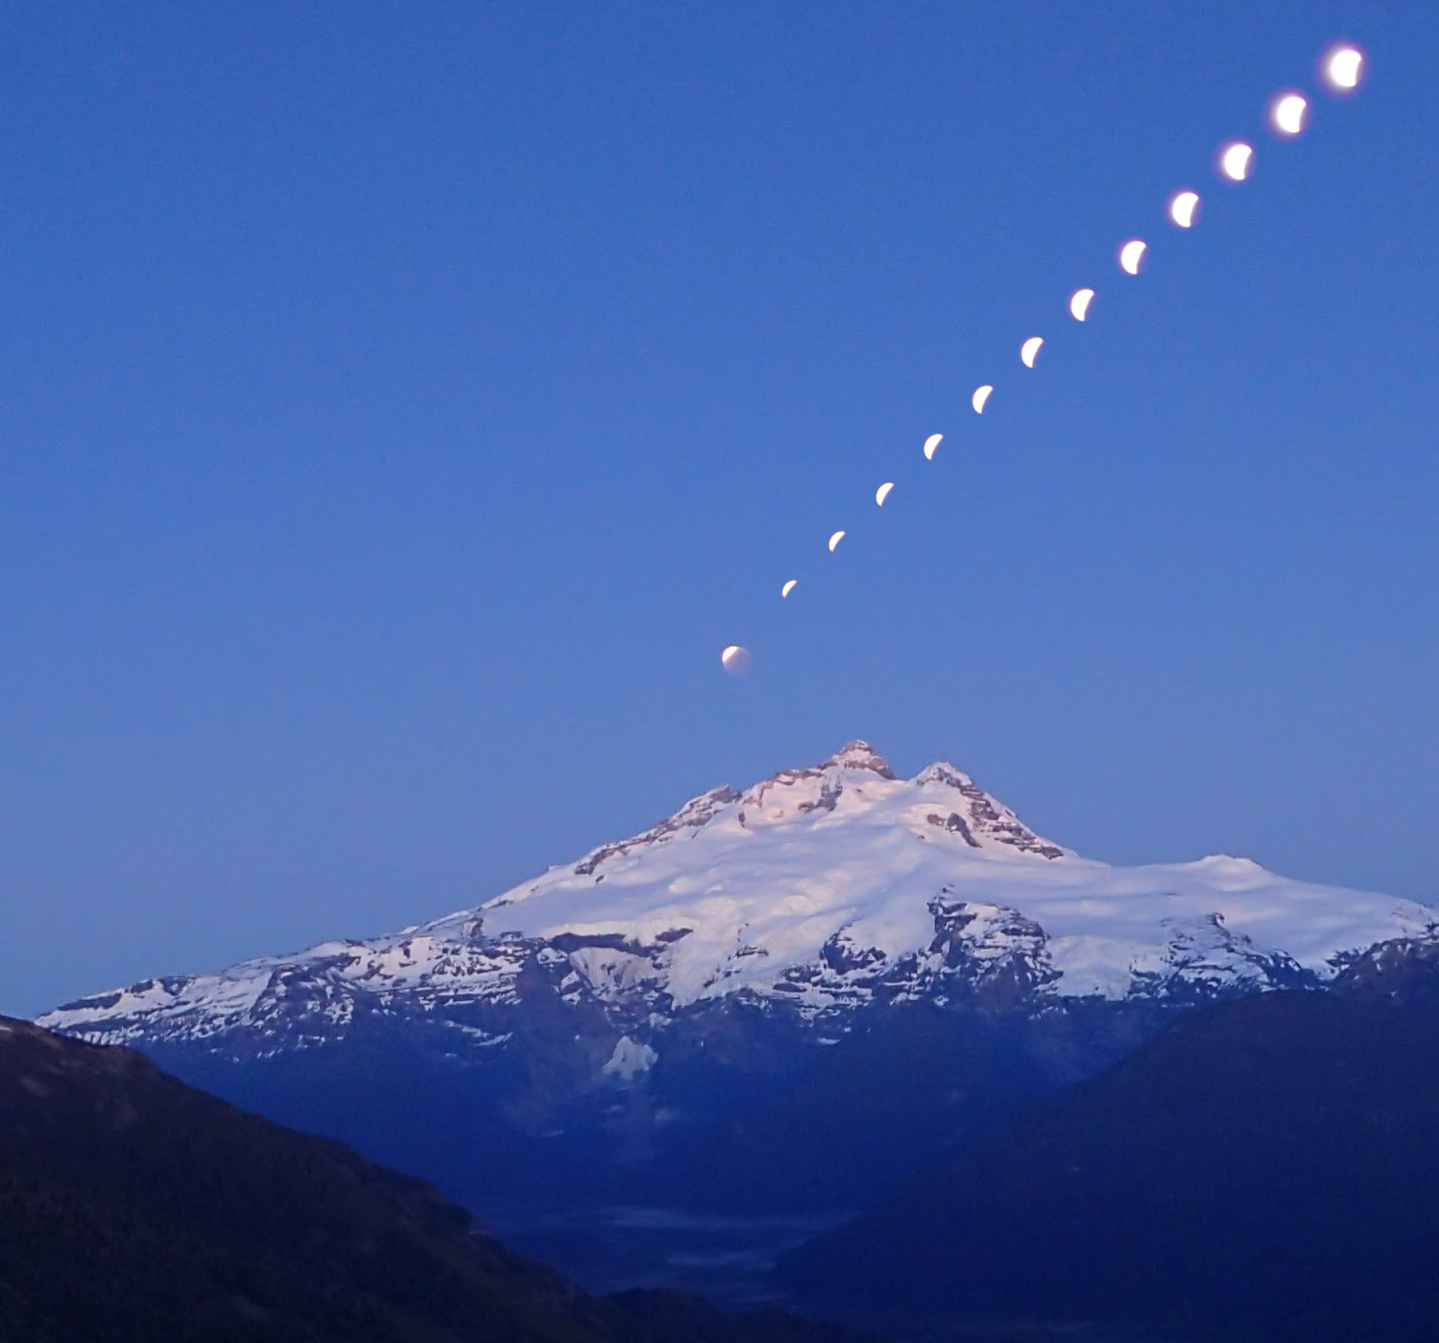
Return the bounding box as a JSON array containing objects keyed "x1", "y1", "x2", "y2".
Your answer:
[
  {"x1": 875, "y1": 482, "x2": 894, "y2": 506},
  {"x1": 1118, "y1": 240, "x2": 1147, "y2": 275},
  {"x1": 1219, "y1": 142, "x2": 1253, "y2": 182},
  {"x1": 1169, "y1": 190, "x2": 1200, "y2": 228},
  {"x1": 828, "y1": 530, "x2": 845, "y2": 552},
  {"x1": 1020, "y1": 337, "x2": 1043, "y2": 368},
  {"x1": 972, "y1": 385, "x2": 993, "y2": 414},
  {"x1": 923, "y1": 433, "x2": 942, "y2": 460},
  {"x1": 781, "y1": 579, "x2": 797, "y2": 598},
  {"x1": 1069, "y1": 289, "x2": 1094, "y2": 322}
]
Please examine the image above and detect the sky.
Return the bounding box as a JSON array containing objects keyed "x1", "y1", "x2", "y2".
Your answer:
[{"x1": 2, "y1": 1, "x2": 1437, "y2": 1017}]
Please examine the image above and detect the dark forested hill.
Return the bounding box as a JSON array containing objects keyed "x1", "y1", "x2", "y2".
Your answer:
[
  {"x1": 0, "y1": 1014, "x2": 865, "y2": 1343},
  {"x1": 783, "y1": 990, "x2": 1439, "y2": 1343}
]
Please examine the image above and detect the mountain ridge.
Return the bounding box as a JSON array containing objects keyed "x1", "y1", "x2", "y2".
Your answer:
[{"x1": 40, "y1": 741, "x2": 1437, "y2": 1058}]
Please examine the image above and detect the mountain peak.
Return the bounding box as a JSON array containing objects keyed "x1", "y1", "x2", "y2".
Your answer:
[{"x1": 821, "y1": 741, "x2": 896, "y2": 779}]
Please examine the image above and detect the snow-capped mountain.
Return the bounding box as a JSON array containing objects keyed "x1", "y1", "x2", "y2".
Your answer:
[{"x1": 40, "y1": 741, "x2": 1437, "y2": 1053}]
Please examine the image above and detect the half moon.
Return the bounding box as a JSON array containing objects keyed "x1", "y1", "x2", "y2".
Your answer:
[
  {"x1": 875, "y1": 482, "x2": 894, "y2": 506},
  {"x1": 720, "y1": 644, "x2": 753, "y2": 676},
  {"x1": 1069, "y1": 289, "x2": 1094, "y2": 322},
  {"x1": 1271, "y1": 92, "x2": 1308, "y2": 135},
  {"x1": 828, "y1": 530, "x2": 845, "y2": 552},
  {"x1": 972, "y1": 385, "x2": 993, "y2": 414},
  {"x1": 923, "y1": 433, "x2": 943, "y2": 460},
  {"x1": 1020, "y1": 336, "x2": 1043, "y2": 368},
  {"x1": 781, "y1": 579, "x2": 797, "y2": 598},
  {"x1": 1219, "y1": 142, "x2": 1253, "y2": 181},
  {"x1": 1169, "y1": 190, "x2": 1200, "y2": 228},
  {"x1": 1118, "y1": 239, "x2": 1147, "y2": 275}
]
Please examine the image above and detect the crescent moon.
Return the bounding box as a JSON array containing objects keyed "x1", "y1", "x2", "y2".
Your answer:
[
  {"x1": 875, "y1": 482, "x2": 894, "y2": 506},
  {"x1": 1324, "y1": 44, "x2": 1363, "y2": 91},
  {"x1": 781, "y1": 579, "x2": 797, "y2": 598},
  {"x1": 1169, "y1": 190, "x2": 1200, "y2": 228},
  {"x1": 1020, "y1": 337, "x2": 1043, "y2": 368},
  {"x1": 828, "y1": 530, "x2": 845, "y2": 552},
  {"x1": 971, "y1": 385, "x2": 993, "y2": 414},
  {"x1": 1118, "y1": 240, "x2": 1147, "y2": 275},
  {"x1": 1069, "y1": 289, "x2": 1094, "y2": 322},
  {"x1": 721, "y1": 645, "x2": 741, "y2": 664},
  {"x1": 1271, "y1": 92, "x2": 1308, "y2": 135},
  {"x1": 1219, "y1": 142, "x2": 1253, "y2": 181},
  {"x1": 923, "y1": 433, "x2": 942, "y2": 460}
]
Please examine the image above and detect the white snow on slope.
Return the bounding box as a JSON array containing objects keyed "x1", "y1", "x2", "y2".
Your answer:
[{"x1": 38, "y1": 742, "x2": 1439, "y2": 1043}]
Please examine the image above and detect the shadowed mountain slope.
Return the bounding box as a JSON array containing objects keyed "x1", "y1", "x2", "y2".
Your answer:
[
  {"x1": 0, "y1": 1015, "x2": 867, "y2": 1343},
  {"x1": 784, "y1": 990, "x2": 1439, "y2": 1342}
]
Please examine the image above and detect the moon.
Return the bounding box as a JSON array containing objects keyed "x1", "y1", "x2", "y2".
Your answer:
[
  {"x1": 1069, "y1": 289, "x2": 1094, "y2": 322},
  {"x1": 923, "y1": 433, "x2": 942, "y2": 460},
  {"x1": 1020, "y1": 337, "x2": 1043, "y2": 368},
  {"x1": 781, "y1": 579, "x2": 797, "y2": 598},
  {"x1": 1169, "y1": 190, "x2": 1200, "y2": 228},
  {"x1": 875, "y1": 482, "x2": 894, "y2": 506},
  {"x1": 1324, "y1": 44, "x2": 1363, "y2": 91},
  {"x1": 720, "y1": 645, "x2": 752, "y2": 676},
  {"x1": 1219, "y1": 142, "x2": 1253, "y2": 181},
  {"x1": 971, "y1": 385, "x2": 993, "y2": 414},
  {"x1": 828, "y1": 530, "x2": 845, "y2": 552},
  {"x1": 1118, "y1": 240, "x2": 1147, "y2": 275},
  {"x1": 1272, "y1": 92, "x2": 1308, "y2": 135}
]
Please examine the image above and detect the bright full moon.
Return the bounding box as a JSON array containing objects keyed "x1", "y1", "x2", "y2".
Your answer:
[
  {"x1": 1069, "y1": 289, "x2": 1094, "y2": 322},
  {"x1": 1324, "y1": 45, "x2": 1363, "y2": 91},
  {"x1": 1272, "y1": 92, "x2": 1308, "y2": 135},
  {"x1": 1169, "y1": 191, "x2": 1200, "y2": 228},
  {"x1": 1118, "y1": 240, "x2": 1146, "y2": 275},
  {"x1": 1020, "y1": 336, "x2": 1043, "y2": 368},
  {"x1": 972, "y1": 385, "x2": 993, "y2": 414},
  {"x1": 1219, "y1": 142, "x2": 1253, "y2": 182}
]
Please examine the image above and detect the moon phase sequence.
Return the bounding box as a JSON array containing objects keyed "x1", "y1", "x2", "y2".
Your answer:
[{"x1": 726, "y1": 39, "x2": 1366, "y2": 672}]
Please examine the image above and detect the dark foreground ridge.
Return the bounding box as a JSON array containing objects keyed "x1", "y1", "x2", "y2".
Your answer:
[
  {"x1": 0, "y1": 1015, "x2": 870, "y2": 1343},
  {"x1": 783, "y1": 990, "x2": 1439, "y2": 1343}
]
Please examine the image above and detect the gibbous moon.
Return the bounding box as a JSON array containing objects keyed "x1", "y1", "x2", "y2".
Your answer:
[
  {"x1": 1020, "y1": 336, "x2": 1043, "y2": 368},
  {"x1": 1219, "y1": 142, "x2": 1254, "y2": 181},
  {"x1": 1118, "y1": 239, "x2": 1147, "y2": 275},
  {"x1": 1324, "y1": 44, "x2": 1363, "y2": 91},
  {"x1": 781, "y1": 579, "x2": 797, "y2": 598},
  {"x1": 828, "y1": 530, "x2": 845, "y2": 552},
  {"x1": 923, "y1": 433, "x2": 943, "y2": 460},
  {"x1": 972, "y1": 385, "x2": 993, "y2": 414},
  {"x1": 875, "y1": 482, "x2": 894, "y2": 506},
  {"x1": 1169, "y1": 190, "x2": 1200, "y2": 228},
  {"x1": 720, "y1": 644, "x2": 752, "y2": 676},
  {"x1": 1069, "y1": 289, "x2": 1094, "y2": 322},
  {"x1": 1271, "y1": 92, "x2": 1308, "y2": 135}
]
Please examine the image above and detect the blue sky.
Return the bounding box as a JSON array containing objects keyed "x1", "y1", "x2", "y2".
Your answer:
[{"x1": 2, "y1": 1, "x2": 1436, "y2": 1016}]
